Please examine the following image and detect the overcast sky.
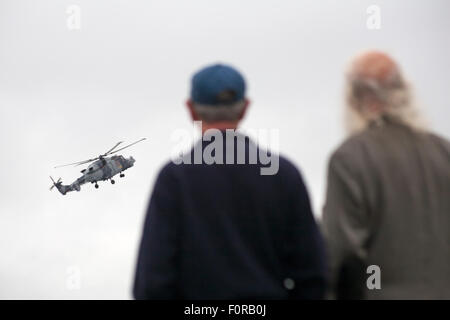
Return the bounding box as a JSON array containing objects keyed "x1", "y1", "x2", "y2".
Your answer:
[{"x1": 0, "y1": 0, "x2": 449, "y2": 299}]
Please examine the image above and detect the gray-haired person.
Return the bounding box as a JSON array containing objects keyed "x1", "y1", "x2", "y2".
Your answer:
[{"x1": 322, "y1": 51, "x2": 450, "y2": 299}]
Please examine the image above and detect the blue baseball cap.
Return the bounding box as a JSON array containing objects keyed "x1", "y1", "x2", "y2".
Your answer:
[{"x1": 190, "y1": 63, "x2": 246, "y2": 106}]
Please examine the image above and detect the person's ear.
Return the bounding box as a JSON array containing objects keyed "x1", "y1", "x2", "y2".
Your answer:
[
  {"x1": 186, "y1": 99, "x2": 200, "y2": 121},
  {"x1": 238, "y1": 98, "x2": 250, "y2": 121}
]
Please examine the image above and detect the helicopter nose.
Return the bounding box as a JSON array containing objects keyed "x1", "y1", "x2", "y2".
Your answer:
[{"x1": 129, "y1": 156, "x2": 136, "y2": 165}]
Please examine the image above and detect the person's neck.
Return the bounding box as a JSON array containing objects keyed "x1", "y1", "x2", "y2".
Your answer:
[{"x1": 201, "y1": 121, "x2": 239, "y2": 134}]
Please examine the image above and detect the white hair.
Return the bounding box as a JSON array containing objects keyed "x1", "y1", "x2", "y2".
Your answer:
[
  {"x1": 192, "y1": 99, "x2": 246, "y2": 122},
  {"x1": 344, "y1": 63, "x2": 427, "y2": 135}
]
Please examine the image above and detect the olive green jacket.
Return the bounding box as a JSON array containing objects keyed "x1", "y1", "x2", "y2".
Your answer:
[{"x1": 322, "y1": 119, "x2": 450, "y2": 299}]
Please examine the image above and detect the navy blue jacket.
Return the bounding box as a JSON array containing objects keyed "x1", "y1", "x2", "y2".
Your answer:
[{"x1": 133, "y1": 134, "x2": 327, "y2": 299}]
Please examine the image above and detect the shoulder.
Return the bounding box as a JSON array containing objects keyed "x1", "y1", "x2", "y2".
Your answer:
[
  {"x1": 427, "y1": 131, "x2": 450, "y2": 151},
  {"x1": 153, "y1": 161, "x2": 181, "y2": 187},
  {"x1": 277, "y1": 154, "x2": 301, "y2": 175},
  {"x1": 275, "y1": 154, "x2": 308, "y2": 188},
  {"x1": 329, "y1": 132, "x2": 369, "y2": 167},
  {"x1": 326, "y1": 130, "x2": 378, "y2": 183}
]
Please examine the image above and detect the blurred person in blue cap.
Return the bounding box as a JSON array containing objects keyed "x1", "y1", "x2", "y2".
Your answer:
[
  {"x1": 322, "y1": 51, "x2": 450, "y2": 299},
  {"x1": 133, "y1": 63, "x2": 327, "y2": 299}
]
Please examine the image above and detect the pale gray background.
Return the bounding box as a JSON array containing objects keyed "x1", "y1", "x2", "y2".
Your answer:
[{"x1": 0, "y1": 0, "x2": 449, "y2": 299}]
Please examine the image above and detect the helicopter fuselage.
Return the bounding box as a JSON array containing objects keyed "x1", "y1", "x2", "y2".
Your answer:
[
  {"x1": 50, "y1": 138, "x2": 145, "y2": 195},
  {"x1": 81, "y1": 155, "x2": 134, "y2": 183},
  {"x1": 53, "y1": 155, "x2": 135, "y2": 195}
]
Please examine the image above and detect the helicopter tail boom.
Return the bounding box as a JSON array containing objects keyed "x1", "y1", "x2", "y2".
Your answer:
[{"x1": 49, "y1": 176, "x2": 80, "y2": 195}]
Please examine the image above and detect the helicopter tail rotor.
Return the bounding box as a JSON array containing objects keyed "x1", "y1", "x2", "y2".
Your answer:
[{"x1": 49, "y1": 176, "x2": 62, "y2": 191}]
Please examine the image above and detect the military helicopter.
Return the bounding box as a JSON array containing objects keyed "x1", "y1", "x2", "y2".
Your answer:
[{"x1": 50, "y1": 138, "x2": 146, "y2": 195}]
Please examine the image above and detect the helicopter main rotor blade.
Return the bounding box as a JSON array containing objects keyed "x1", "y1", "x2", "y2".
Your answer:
[
  {"x1": 108, "y1": 138, "x2": 146, "y2": 155},
  {"x1": 103, "y1": 141, "x2": 124, "y2": 156},
  {"x1": 54, "y1": 157, "x2": 99, "y2": 169},
  {"x1": 53, "y1": 138, "x2": 145, "y2": 169},
  {"x1": 74, "y1": 157, "x2": 100, "y2": 167},
  {"x1": 53, "y1": 142, "x2": 122, "y2": 168}
]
